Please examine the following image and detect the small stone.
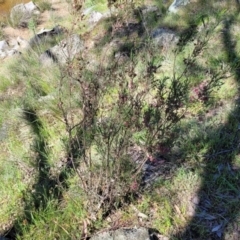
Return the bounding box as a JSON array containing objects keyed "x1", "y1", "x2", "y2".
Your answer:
[
  {"x1": 91, "y1": 227, "x2": 151, "y2": 240},
  {"x1": 151, "y1": 27, "x2": 179, "y2": 49},
  {"x1": 168, "y1": 0, "x2": 190, "y2": 13},
  {"x1": 191, "y1": 195, "x2": 200, "y2": 205},
  {"x1": 138, "y1": 212, "x2": 148, "y2": 219},
  {"x1": 89, "y1": 11, "x2": 103, "y2": 24}
]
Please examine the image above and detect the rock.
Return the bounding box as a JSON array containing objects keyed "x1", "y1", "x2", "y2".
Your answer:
[
  {"x1": 40, "y1": 34, "x2": 84, "y2": 65},
  {"x1": 89, "y1": 11, "x2": 104, "y2": 24},
  {"x1": 8, "y1": 37, "x2": 30, "y2": 51},
  {"x1": 0, "y1": 40, "x2": 8, "y2": 51},
  {"x1": 29, "y1": 25, "x2": 64, "y2": 47},
  {"x1": 168, "y1": 0, "x2": 190, "y2": 13},
  {"x1": 10, "y1": 1, "x2": 40, "y2": 28},
  {"x1": 151, "y1": 28, "x2": 179, "y2": 49},
  {"x1": 83, "y1": 7, "x2": 112, "y2": 29},
  {"x1": 87, "y1": 10, "x2": 113, "y2": 29},
  {"x1": 138, "y1": 212, "x2": 148, "y2": 219},
  {"x1": 82, "y1": 7, "x2": 103, "y2": 24},
  {"x1": 16, "y1": 37, "x2": 30, "y2": 49},
  {"x1": 90, "y1": 227, "x2": 159, "y2": 240},
  {"x1": 0, "y1": 39, "x2": 21, "y2": 58},
  {"x1": 0, "y1": 36, "x2": 30, "y2": 59},
  {"x1": 5, "y1": 49, "x2": 18, "y2": 56},
  {"x1": 0, "y1": 51, "x2": 7, "y2": 58},
  {"x1": 141, "y1": 5, "x2": 160, "y2": 15},
  {"x1": 82, "y1": 6, "x2": 94, "y2": 16}
]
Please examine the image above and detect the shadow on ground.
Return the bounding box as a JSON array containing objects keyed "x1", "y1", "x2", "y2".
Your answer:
[
  {"x1": 5, "y1": 109, "x2": 83, "y2": 239},
  {"x1": 171, "y1": 11, "x2": 240, "y2": 240}
]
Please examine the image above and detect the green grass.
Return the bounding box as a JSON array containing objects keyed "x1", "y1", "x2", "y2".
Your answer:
[
  {"x1": 16, "y1": 194, "x2": 86, "y2": 240},
  {"x1": 34, "y1": 0, "x2": 52, "y2": 12},
  {"x1": 84, "y1": 0, "x2": 108, "y2": 13},
  {"x1": 0, "y1": 162, "x2": 26, "y2": 234}
]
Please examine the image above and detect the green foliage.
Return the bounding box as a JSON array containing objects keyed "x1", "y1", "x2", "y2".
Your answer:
[
  {"x1": 16, "y1": 198, "x2": 86, "y2": 240},
  {"x1": 10, "y1": 10, "x2": 39, "y2": 29},
  {"x1": 28, "y1": 18, "x2": 37, "y2": 34},
  {"x1": 34, "y1": 0, "x2": 52, "y2": 12}
]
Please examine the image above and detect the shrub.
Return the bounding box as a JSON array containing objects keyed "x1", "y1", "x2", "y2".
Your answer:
[
  {"x1": 56, "y1": 37, "x2": 201, "y2": 220},
  {"x1": 4, "y1": 1, "x2": 230, "y2": 237}
]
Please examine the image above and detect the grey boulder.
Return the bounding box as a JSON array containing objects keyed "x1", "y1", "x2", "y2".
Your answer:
[
  {"x1": 90, "y1": 227, "x2": 159, "y2": 240},
  {"x1": 29, "y1": 25, "x2": 64, "y2": 47},
  {"x1": 10, "y1": 1, "x2": 40, "y2": 28},
  {"x1": 0, "y1": 38, "x2": 28, "y2": 58},
  {"x1": 9, "y1": 36, "x2": 30, "y2": 50},
  {"x1": 40, "y1": 34, "x2": 84, "y2": 65},
  {"x1": 151, "y1": 28, "x2": 179, "y2": 48},
  {"x1": 0, "y1": 40, "x2": 13, "y2": 58}
]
